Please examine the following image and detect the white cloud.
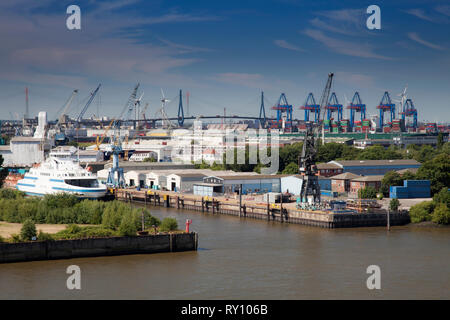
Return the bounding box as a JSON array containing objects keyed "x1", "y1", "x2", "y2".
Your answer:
[
  {"x1": 407, "y1": 32, "x2": 444, "y2": 50},
  {"x1": 435, "y1": 5, "x2": 450, "y2": 17},
  {"x1": 274, "y1": 40, "x2": 305, "y2": 52},
  {"x1": 303, "y1": 29, "x2": 392, "y2": 60},
  {"x1": 404, "y1": 9, "x2": 434, "y2": 22}
]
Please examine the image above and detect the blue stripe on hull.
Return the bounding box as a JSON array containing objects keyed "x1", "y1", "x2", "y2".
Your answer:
[{"x1": 51, "y1": 186, "x2": 106, "y2": 193}]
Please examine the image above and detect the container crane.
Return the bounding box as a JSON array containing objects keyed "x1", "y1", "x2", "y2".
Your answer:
[
  {"x1": 324, "y1": 92, "x2": 343, "y2": 122},
  {"x1": 400, "y1": 98, "x2": 418, "y2": 131},
  {"x1": 346, "y1": 92, "x2": 366, "y2": 129},
  {"x1": 300, "y1": 93, "x2": 320, "y2": 123},
  {"x1": 270, "y1": 93, "x2": 293, "y2": 131},
  {"x1": 376, "y1": 91, "x2": 396, "y2": 129}
]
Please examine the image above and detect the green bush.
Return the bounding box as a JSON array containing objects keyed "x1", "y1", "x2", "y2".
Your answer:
[
  {"x1": 358, "y1": 187, "x2": 377, "y2": 199},
  {"x1": 409, "y1": 201, "x2": 435, "y2": 223},
  {"x1": 74, "y1": 200, "x2": 106, "y2": 224},
  {"x1": 20, "y1": 219, "x2": 37, "y2": 241},
  {"x1": 0, "y1": 188, "x2": 25, "y2": 200},
  {"x1": 42, "y1": 193, "x2": 79, "y2": 210},
  {"x1": 133, "y1": 208, "x2": 161, "y2": 230},
  {"x1": 102, "y1": 201, "x2": 130, "y2": 230},
  {"x1": 389, "y1": 198, "x2": 400, "y2": 212},
  {"x1": 0, "y1": 235, "x2": 4, "y2": 243},
  {"x1": 54, "y1": 225, "x2": 118, "y2": 240},
  {"x1": 159, "y1": 217, "x2": 178, "y2": 232},
  {"x1": 118, "y1": 211, "x2": 138, "y2": 236},
  {"x1": 431, "y1": 204, "x2": 450, "y2": 225},
  {"x1": 433, "y1": 188, "x2": 450, "y2": 207},
  {"x1": 37, "y1": 230, "x2": 54, "y2": 241},
  {"x1": 10, "y1": 233, "x2": 21, "y2": 243}
]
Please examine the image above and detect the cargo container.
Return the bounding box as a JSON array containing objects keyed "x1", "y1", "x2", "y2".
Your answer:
[{"x1": 390, "y1": 180, "x2": 431, "y2": 198}]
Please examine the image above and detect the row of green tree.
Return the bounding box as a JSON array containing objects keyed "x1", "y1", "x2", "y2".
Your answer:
[{"x1": 0, "y1": 190, "x2": 179, "y2": 242}]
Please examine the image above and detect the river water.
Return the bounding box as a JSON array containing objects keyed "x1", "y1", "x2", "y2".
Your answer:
[{"x1": 0, "y1": 205, "x2": 449, "y2": 299}]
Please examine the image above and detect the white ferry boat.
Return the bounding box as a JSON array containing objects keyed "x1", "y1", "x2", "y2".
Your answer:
[{"x1": 16, "y1": 157, "x2": 107, "y2": 199}]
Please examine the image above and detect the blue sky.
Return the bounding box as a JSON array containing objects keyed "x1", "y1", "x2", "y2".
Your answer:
[{"x1": 0, "y1": 0, "x2": 449, "y2": 122}]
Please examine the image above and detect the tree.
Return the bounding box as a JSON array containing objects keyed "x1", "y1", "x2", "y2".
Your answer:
[
  {"x1": 20, "y1": 218, "x2": 37, "y2": 241},
  {"x1": 409, "y1": 201, "x2": 435, "y2": 223},
  {"x1": 159, "y1": 217, "x2": 178, "y2": 232},
  {"x1": 381, "y1": 171, "x2": 403, "y2": 196},
  {"x1": 431, "y1": 203, "x2": 450, "y2": 225},
  {"x1": 416, "y1": 154, "x2": 450, "y2": 195},
  {"x1": 437, "y1": 132, "x2": 444, "y2": 149},
  {"x1": 317, "y1": 143, "x2": 343, "y2": 163},
  {"x1": 358, "y1": 186, "x2": 377, "y2": 199},
  {"x1": 433, "y1": 188, "x2": 450, "y2": 207},
  {"x1": 282, "y1": 162, "x2": 298, "y2": 174},
  {"x1": 279, "y1": 142, "x2": 303, "y2": 173},
  {"x1": 389, "y1": 198, "x2": 400, "y2": 212},
  {"x1": 118, "y1": 211, "x2": 138, "y2": 236}
]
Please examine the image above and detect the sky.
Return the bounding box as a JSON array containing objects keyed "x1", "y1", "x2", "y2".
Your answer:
[{"x1": 0, "y1": 0, "x2": 449, "y2": 123}]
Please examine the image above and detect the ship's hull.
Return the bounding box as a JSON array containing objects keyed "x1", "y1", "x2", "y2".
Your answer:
[{"x1": 16, "y1": 177, "x2": 107, "y2": 199}]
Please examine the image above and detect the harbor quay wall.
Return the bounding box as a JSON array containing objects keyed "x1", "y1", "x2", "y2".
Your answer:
[
  {"x1": 117, "y1": 189, "x2": 410, "y2": 228},
  {"x1": 0, "y1": 233, "x2": 198, "y2": 264}
]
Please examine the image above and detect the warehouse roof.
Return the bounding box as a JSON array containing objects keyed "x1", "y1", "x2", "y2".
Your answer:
[
  {"x1": 331, "y1": 172, "x2": 361, "y2": 180},
  {"x1": 207, "y1": 174, "x2": 282, "y2": 180},
  {"x1": 351, "y1": 175, "x2": 384, "y2": 182},
  {"x1": 11, "y1": 137, "x2": 44, "y2": 142},
  {"x1": 168, "y1": 173, "x2": 207, "y2": 178},
  {"x1": 329, "y1": 159, "x2": 420, "y2": 167},
  {"x1": 316, "y1": 162, "x2": 341, "y2": 169}
]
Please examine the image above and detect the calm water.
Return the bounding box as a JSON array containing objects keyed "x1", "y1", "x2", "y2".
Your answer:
[{"x1": 0, "y1": 205, "x2": 449, "y2": 299}]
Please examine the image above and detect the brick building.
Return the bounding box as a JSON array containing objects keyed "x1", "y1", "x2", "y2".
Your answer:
[
  {"x1": 349, "y1": 175, "x2": 384, "y2": 195},
  {"x1": 331, "y1": 172, "x2": 361, "y2": 193},
  {"x1": 316, "y1": 163, "x2": 343, "y2": 177}
]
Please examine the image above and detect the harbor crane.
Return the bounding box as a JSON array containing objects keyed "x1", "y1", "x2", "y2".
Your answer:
[
  {"x1": 376, "y1": 91, "x2": 396, "y2": 129},
  {"x1": 56, "y1": 89, "x2": 78, "y2": 125},
  {"x1": 324, "y1": 92, "x2": 343, "y2": 122},
  {"x1": 270, "y1": 93, "x2": 293, "y2": 131},
  {"x1": 400, "y1": 98, "x2": 418, "y2": 131},
  {"x1": 76, "y1": 84, "x2": 101, "y2": 125},
  {"x1": 298, "y1": 73, "x2": 334, "y2": 205},
  {"x1": 346, "y1": 92, "x2": 366, "y2": 129},
  {"x1": 106, "y1": 83, "x2": 140, "y2": 188},
  {"x1": 300, "y1": 93, "x2": 320, "y2": 123}
]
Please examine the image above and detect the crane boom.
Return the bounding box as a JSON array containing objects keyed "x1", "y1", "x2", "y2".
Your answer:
[
  {"x1": 318, "y1": 73, "x2": 334, "y2": 122},
  {"x1": 57, "y1": 89, "x2": 78, "y2": 125},
  {"x1": 76, "y1": 84, "x2": 101, "y2": 123}
]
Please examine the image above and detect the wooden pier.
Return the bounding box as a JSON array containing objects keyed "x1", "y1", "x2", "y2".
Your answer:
[{"x1": 115, "y1": 189, "x2": 410, "y2": 228}]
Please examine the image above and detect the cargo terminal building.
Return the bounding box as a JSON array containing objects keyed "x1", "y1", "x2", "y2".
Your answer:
[
  {"x1": 193, "y1": 175, "x2": 281, "y2": 196},
  {"x1": 327, "y1": 159, "x2": 421, "y2": 176}
]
